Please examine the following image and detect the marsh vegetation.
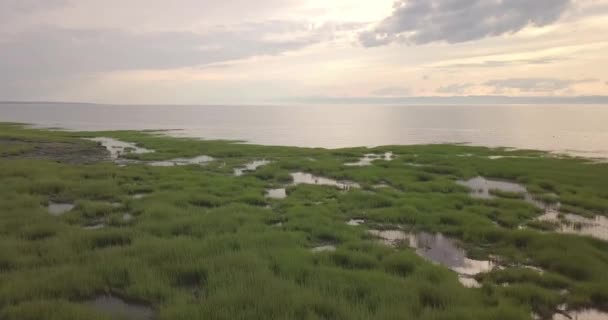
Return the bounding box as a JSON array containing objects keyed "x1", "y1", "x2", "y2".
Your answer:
[{"x1": 1, "y1": 123, "x2": 608, "y2": 319}]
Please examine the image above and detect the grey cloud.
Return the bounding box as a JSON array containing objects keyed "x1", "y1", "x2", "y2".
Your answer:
[
  {"x1": 1, "y1": 22, "x2": 323, "y2": 74},
  {"x1": 484, "y1": 78, "x2": 597, "y2": 93},
  {"x1": 293, "y1": 95, "x2": 608, "y2": 105},
  {"x1": 359, "y1": 0, "x2": 572, "y2": 46},
  {"x1": 0, "y1": 0, "x2": 67, "y2": 18},
  {"x1": 438, "y1": 57, "x2": 567, "y2": 69},
  {"x1": 437, "y1": 83, "x2": 475, "y2": 94},
  {"x1": 371, "y1": 86, "x2": 411, "y2": 96},
  {"x1": 0, "y1": 21, "x2": 350, "y2": 97}
]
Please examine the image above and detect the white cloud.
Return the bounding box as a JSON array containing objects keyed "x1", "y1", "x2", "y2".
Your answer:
[
  {"x1": 484, "y1": 78, "x2": 598, "y2": 93},
  {"x1": 371, "y1": 86, "x2": 411, "y2": 96},
  {"x1": 437, "y1": 83, "x2": 475, "y2": 94}
]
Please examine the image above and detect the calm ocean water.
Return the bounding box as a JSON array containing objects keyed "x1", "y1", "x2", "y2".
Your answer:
[{"x1": 1, "y1": 103, "x2": 608, "y2": 158}]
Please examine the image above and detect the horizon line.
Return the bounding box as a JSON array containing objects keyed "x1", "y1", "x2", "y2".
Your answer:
[{"x1": 1, "y1": 95, "x2": 608, "y2": 106}]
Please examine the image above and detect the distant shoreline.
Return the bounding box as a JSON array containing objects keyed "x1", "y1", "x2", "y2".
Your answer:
[{"x1": 2, "y1": 95, "x2": 608, "y2": 106}]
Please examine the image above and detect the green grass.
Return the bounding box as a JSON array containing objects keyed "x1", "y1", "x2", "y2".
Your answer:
[{"x1": 1, "y1": 123, "x2": 608, "y2": 319}]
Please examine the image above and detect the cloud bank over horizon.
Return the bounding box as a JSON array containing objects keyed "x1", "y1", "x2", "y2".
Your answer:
[{"x1": 1, "y1": 0, "x2": 607, "y2": 104}]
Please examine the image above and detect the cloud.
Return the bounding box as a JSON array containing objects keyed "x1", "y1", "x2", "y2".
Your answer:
[
  {"x1": 0, "y1": 0, "x2": 66, "y2": 16},
  {"x1": 0, "y1": 22, "x2": 327, "y2": 73},
  {"x1": 484, "y1": 78, "x2": 597, "y2": 93},
  {"x1": 437, "y1": 83, "x2": 475, "y2": 94},
  {"x1": 359, "y1": 0, "x2": 572, "y2": 46},
  {"x1": 0, "y1": 0, "x2": 304, "y2": 30},
  {"x1": 292, "y1": 95, "x2": 608, "y2": 105},
  {"x1": 371, "y1": 86, "x2": 411, "y2": 96},
  {"x1": 436, "y1": 57, "x2": 567, "y2": 69},
  {"x1": 0, "y1": 21, "x2": 354, "y2": 98},
  {"x1": 0, "y1": 0, "x2": 67, "y2": 25}
]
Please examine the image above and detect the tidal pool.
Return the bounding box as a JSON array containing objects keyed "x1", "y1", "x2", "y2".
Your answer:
[
  {"x1": 368, "y1": 230, "x2": 410, "y2": 247},
  {"x1": 458, "y1": 277, "x2": 482, "y2": 288},
  {"x1": 537, "y1": 211, "x2": 608, "y2": 241},
  {"x1": 404, "y1": 162, "x2": 426, "y2": 167},
  {"x1": 457, "y1": 176, "x2": 527, "y2": 199},
  {"x1": 457, "y1": 176, "x2": 561, "y2": 212},
  {"x1": 234, "y1": 160, "x2": 270, "y2": 176},
  {"x1": 87, "y1": 137, "x2": 214, "y2": 167},
  {"x1": 373, "y1": 183, "x2": 391, "y2": 189},
  {"x1": 266, "y1": 188, "x2": 287, "y2": 199},
  {"x1": 83, "y1": 223, "x2": 105, "y2": 230},
  {"x1": 291, "y1": 172, "x2": 360, "y2": 190},
  {"x1": 87, "y1": 295, "x2": 154, "y2": 320},
  {"x1": 410, "y1": 232, "x2": 494, "y2": 276},
  {"x1": 461, "y1": 177, "x2": 608, "y2": 241},
  {"x1": 345, "y1": 152, "x2": 394, "y2": 166},
  {"x1": 552, "y1": 306, "x2": 608, "y2": 320},
  {"x1": 347, "y1": 219, "x2": 365, "y2": 226},
  {"x1": 488, "y1": 155, "x2": 539, "y2": 160},
  {"x1": 47, "y1": 202, "x2": 75, "y2": 216},
  {"x1": 369, "y1": 230, "x2": 494, "y2": 286},
  {"x1": 311, "y1": 245, "x2": 337, "y2": 253},
  {"x1": 148, "y1": 155, "x2": 214, "y2": 167},
  {"x1": 86, "y1": 137, "x2": 153, "y2": 160}
]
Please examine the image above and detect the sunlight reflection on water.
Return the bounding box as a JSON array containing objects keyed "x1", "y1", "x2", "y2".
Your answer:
[{"x1": 3, "y1": 103, "x2": 608, "y2": 157}]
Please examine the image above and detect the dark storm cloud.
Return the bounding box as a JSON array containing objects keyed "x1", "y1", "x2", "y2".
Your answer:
[
  {"x1": 484, "y1": 78, "x2": 597, "y2": 92},
  {"x1": 359, "y1": 0, "x2": 572, "y2": 46}
]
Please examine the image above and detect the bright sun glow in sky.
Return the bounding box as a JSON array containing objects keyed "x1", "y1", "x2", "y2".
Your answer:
[{"x1": 1, "y1": 0, "x2": 608, "y2": 104}]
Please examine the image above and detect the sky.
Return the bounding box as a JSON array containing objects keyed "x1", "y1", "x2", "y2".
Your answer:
[{"x1": 1, "y1": 0, "x2": 608, "y2": 104}]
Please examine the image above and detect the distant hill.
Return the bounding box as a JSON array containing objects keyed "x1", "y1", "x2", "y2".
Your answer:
[
  {"x1": 292, "y1": 95, "x2": 608, "y2": 105},
  {"x1": 0, "y1": 101, "x2": 98, "y2": 105}
]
